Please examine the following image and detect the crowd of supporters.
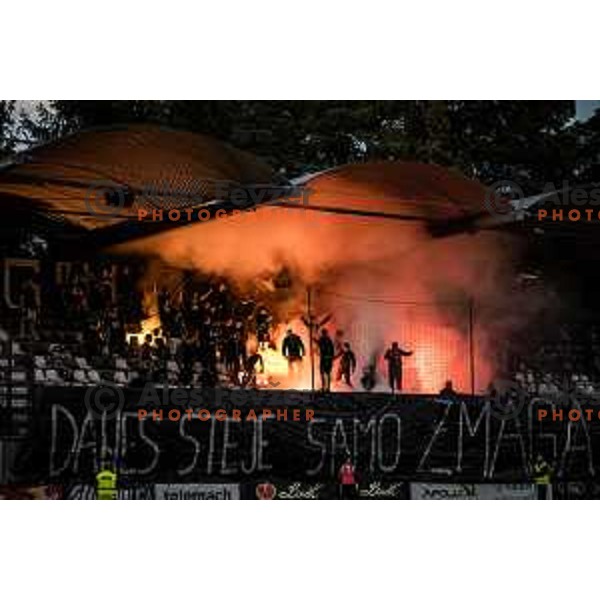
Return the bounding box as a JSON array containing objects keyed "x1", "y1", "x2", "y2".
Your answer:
[
  {"x1": 1, "y1": 260, "x2": 277, "y2": 389},
  {"x1": 5, "y1": 260, "x2": 600, "y2": 395}
]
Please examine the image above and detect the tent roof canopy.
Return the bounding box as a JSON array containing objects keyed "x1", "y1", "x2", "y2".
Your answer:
[
  {"x1": 297, "y1": 161, "x2": 488, "y2": 224},
  {"x1": 0, "y1": 124, "x2": 276, "y2": 232},
  {"x1": 0, "y1": 124, "x2": 500, "y2": 249}
]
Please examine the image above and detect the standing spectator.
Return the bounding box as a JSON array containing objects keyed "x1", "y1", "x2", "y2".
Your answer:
[
  {"x1": 338, "y1": 455, "x2": 358, "y2": 499},
  {"x1": 224, "y1": 323, "x2": 244, "y2": 382},
  {"x1": 338, "y1": 342, "x2": 357, "y2": 387},
  {"x1": 439, "y1": 379, "x2": 458, "y2": 400},
  {"x1": 282, "y1": 328, "x2": 305, "y2": 376},
  {"x1": 19, "y1": 276, "x2": 40, "y2": 339},
  {"x1": 533, "y1": 454, "x2": 552, "y2": 500},
  {"x1": 316, "y1": 328, "x2": 335, "y2": 392},
  {"x1": 234, "y1": 319, "x2": 247, "y2": 371},
  {"x1": 255, "y1": 306, "x2": 272, "y2": 348},
  {"x1": 140, "y1": 333, "x2": 154, "y2": 363},
  {"x1": 384, "y1": 341, "x2": 413, "y2": 393},
  {"x1": 107, "y1": 305, "x2": 125, "y2": 354},
  {"x1": 243, "y1": 350, "x2": 264, "y2": 388},
  {"x1": 178, "y1": 331, "x2": 196, "y2": 385},
  {"x1": 70, "y1": 282, "x2": 88, "y2": 323},
  {"x1": 189, "y1": 292, "x2": 202, "y2": 330},
  {"x1": 215, "y1": 281, "x2": 233, "y2": 321}
]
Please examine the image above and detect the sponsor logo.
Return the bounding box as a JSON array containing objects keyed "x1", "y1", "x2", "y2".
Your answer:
[
  {"x1": 553, "y1": 481, "x2": 600, "y2": 499},
  {"x1": 412, "y1": 483, "x2": 478, "y2": 500},
  {"x1": 411, "y1": 483, "x2": 537, "y2": 500},
  {"x1": 66, "y1": 484, "x2": 155, "y2": 500},
  {"x1": 277, "y1": 482, "x2": 324, "y2": 500},
  {"x1": 359, "y1": 482, "x2": 406, "y2": 499},
  {"x1": 256, "y1": 482, "x2": 277, "y2": 500},
  {"x1": 478, "y1": 484, "x2": 536, "y2": 500},
  {"x1": 156, "y1": 484, "x2": 239, "y2": 500}
]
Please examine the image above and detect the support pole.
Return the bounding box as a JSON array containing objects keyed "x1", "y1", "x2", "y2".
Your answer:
[
  {"x1": 468, "y1": 298, "x2": 475, "y2": 398},
  {"x1": 307, "y1": 287, "x2": 315, "y2": 396}
]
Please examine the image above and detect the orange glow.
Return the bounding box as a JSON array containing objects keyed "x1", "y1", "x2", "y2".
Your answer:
[
  {"x1": 126, "y1": 290, "x2": 163, "y2": 346},
  {"x1": 121, "y1": 163, "x2": 522, "y2": 394}
]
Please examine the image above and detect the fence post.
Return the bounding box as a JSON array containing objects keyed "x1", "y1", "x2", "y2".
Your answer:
[{"x1": 469, "y1": 298, "x2": 475, "y2": 397}]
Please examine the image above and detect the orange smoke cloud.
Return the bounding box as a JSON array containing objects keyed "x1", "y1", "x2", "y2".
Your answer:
[{"x1": 119, "y1": 163, "x2": 533, "y2": 393}]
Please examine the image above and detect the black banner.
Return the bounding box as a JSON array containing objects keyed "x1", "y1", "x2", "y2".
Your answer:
[{"x1": 17, "y1": 387, "x2": 600, "y2": 485}]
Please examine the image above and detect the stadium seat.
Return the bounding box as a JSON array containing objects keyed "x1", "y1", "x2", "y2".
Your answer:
[
  {"x1": 34, "y1": 355, "x2": 48, "y2": 369},
  {"x1": 11, "y1": 370, "x2": 27, "y2": 383},
  {"x1": 115, "y1": 357, "x2": 129, "y2": 371},
  {"x1": 45, "y1": 369, "x2": 64, "y2": 384},
  {"x1": 73, "y1": 369, "x2": 89, "y2": 384},
  {"x1": 114, "y1": 371, "x2": 128, "y2": 385},
  {"x1": 75, "y1": 356, "x2": 90, "y2": 370}
]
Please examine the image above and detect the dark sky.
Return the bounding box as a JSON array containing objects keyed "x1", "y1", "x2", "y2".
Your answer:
[{"x1": 576, "y1": 100, "x2": 600, "y2": 121}]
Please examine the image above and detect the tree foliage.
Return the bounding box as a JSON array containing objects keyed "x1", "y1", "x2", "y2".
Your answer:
[
  {"x1": 0, "y1": 100, "x2": 16, "y2": 159},
  {"x1": 3, "y1": 100, "x2": 596, "y2": 192}
]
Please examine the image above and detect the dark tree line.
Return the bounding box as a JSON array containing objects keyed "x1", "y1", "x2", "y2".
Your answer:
[
  {"x1": 1, "y1": 100, "x2": 599, "y2": 192},
  {"x1": 0, "y1": 100, "x2": 17, "y2": 159}
]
